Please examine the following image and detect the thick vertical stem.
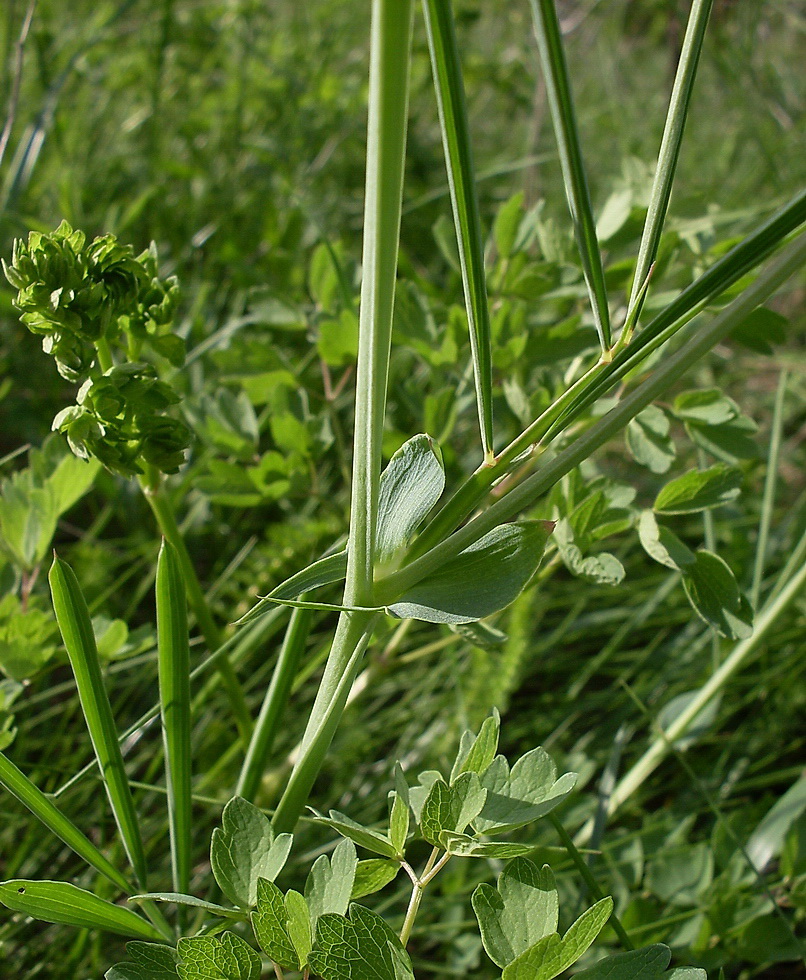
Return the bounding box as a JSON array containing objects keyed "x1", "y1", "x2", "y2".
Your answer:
[{"x1": 272, "y1": 0, "x2": 414, "y2": 832}]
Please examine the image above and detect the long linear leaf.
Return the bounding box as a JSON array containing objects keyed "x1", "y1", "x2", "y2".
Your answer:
[
  {"x1": 0, "y1": 880, "x2": 164, "y2": 940},
  {"x1": 49, "y1": 555, "x2": 148, "y2": 887},
  {"x1": 156, "y1": 540, "x2": 192, "y2": 896},
  {"x1": 627, "y1": 0, "x2": 714, "y2": 325},
  {"x1": 235, "y1": 551, "x2": 347, "y2": 626},
  {"x1": 0, "y1": 752, "x2": 131, "y2": 892},
  {"x1": 385, "y1": 231, "x2": 806, "y2": 594},
  {"x1": 423, "y1": 0, "x2": 494, "y2": 458},
  {"x1": 236, "y1": 605, "x2": 312, "y2": 801},
  {"x1": 529, "y1": 0, "x2": 610, "y2": 350}
]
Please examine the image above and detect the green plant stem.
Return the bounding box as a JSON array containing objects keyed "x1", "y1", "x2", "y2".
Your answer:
[
  {"x1": 143, "y1": 479, "x2": 252, "y2": 744},
  {"x1": 578, "y1": 551, "x2": 806, "y2": 841},
  {"x1": 548, "y1": 812, "x2": 633, "y2": 950},
  {"x1": 751, "y1": 368, "x2": 787, "y2": 608},
  {"x1": 627, "y1": 0, "x2": 713, "y2": 325},
  {"x1": 271, "y1": 0, "x2": 413, "y2": 832},
  {"x1": 408, "y1": 190, "x2": 806, "y2": 564},
  {"x1": 236, "y1": 605, "x2": 312, "y2": 802},
  {"x1": 380, "y1": 230, "x2": 806, "y2": 600},
  {"x1": 399, "y1": 847, "x2": 450, "y2": 947}
]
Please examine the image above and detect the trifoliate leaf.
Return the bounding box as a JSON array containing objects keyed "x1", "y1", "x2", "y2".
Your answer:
[
  {"x1": 305, "y1": 838, "x2": 357, "y2": 929},
  {"x1": 387, "y1": 521, "x2": 552, "y2": 624},
  {"x1": 682, "y1": 550, "x2": 753, "y2": 639},
  {"x1": 308, "y1": 904, "x2": 415, "y2": 980},
  {"x1": 450, "y1": 711, "x2": 500, "y2": 783},
  {"x1": 638, "y1": 510, "x2": 695, "y2": 571},
  {"x1": 309, "y1": 809, "x2": 396, "y2": 858},
  {"x1": 501, "y1": 897, "x2": 612, "y2": 980},
  {"x1": 473, "y1": 748, "x2": 577, "y2": 834},
  {"x1": 211, "y1": 797, "x2": 292, "y2": 909},
  {"x1": 626, "y1": 406, "x2": 675, "y2": 474},
  {"x1": 376, "y1": 434, "x2": 445, "y2": 565},
  {"x1": 472, "y1": 859, "x2": 558, "y2": 967},
  {"x1": 420, "y1": 772, "x2": 487, "y2": 846},
  {"x1": 351, "y1": 860, "x2": 400, "y2": 900},
  {"x1": 105, "y1": 942, "x2": 179, "y2": 980},
  {"x1": 176, "y1": 932, "x2": 261, "y2": 980},
  {"x1": 654, "y1": 465, "x2": 742, "y2": 515}
]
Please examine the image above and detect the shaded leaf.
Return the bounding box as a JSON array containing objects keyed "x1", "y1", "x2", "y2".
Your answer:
[
  {"x1": 176, "y1": 932, "x2": 261, "y2": 980},
  {"x1": 352, "y1": 860, "x2": 400, "y2": 900},
  {"x1": 682, "y1": 550, "x2": 753, "y2": 639},
  {"x1": 251, "y1": 878, "x2": 299, "y2": 971},
  {"x1": 451, "y1": 711, "x2": 500, "y2": 782},
  {"x1": 626, "y1": 406, "x2": 675, "y2": 474},
  {"x1": 638, "y1": 510, "x2": 695, "y2": 571},
  {"x1": 654, "y1": 465, "x2": 741, "y2": 515},
  {"x1": 420, "y1": 772, "x2": 486, "y2": 846},
  {"x1": 310, "y1": 809, "x2": 396, "y2": 858},
  {"x1": 573, "y1": 943, "x2": 671, "y2": 980},
  {"x1": 308, "y1": 904, "x2": 414, "y2": 980},
  {"x1": 472, "y1": 859, "x2": 558, "y2": 967},
  {"x1": 105, "y1": 942, "x2": 179, "y2": 980},
  {"x1": 440, "y1": 834, "x2": 535, "y2": 859}
]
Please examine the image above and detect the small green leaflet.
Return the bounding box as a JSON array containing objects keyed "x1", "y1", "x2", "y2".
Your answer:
[
  {"x1": 501, "y1": 896, "x2": 613, "y2": 980},
  {"x1": 638, "y1": 510, "x2": 694, "y2": 571},
  {"x1": 305, "y1": 838, "x2": 358, "y2": 928},
  {"x1": 105, "y1": 942, "x2": 179, "y2": 980},
  {"x1": 352, "y1": 859, "x2": 400, "y2": 899},
  {"x1": 251, "y1": 878, "x2": 306, "y2": 972},
  {"x1": 176, "y1": 932, "x2": 261, "y2": 980},
  {"x1": 406, "y1": 770, "x2": 441, "y2": 824},
  {"x1": 450, "y1": 711, "x2": 500, "y2": 782},
  {"x1": 0, "y1": 880, "x2": 163, "y2": 940},
  {"x1": 308, "y1": 903, "x2": 415, "y2": 980},
  {"x1": 387, "y1": 521, "x2": 552, "y2": 624},
  {"x1": 420, "y1": 772, "x2": 487, "y2": 846},
  {"x1": 376, "y1": 434, "x2": 445, "y2": 565},
  {"x1": 626, "y1": 406, "x2": 676, "y2": 474},
  {"x1": 440, "y1": 833, "x2": 534, "y2": 859},
  {"x1": 574, "y1": 943, "x2": 672, "y2": 980},
  {"x1": 553, "y1": 519, "x2": 625, "y2": 587},
  {"x1": 388, "y1": 791, "x2": 409, "y2": 854},
  {"x1": 494, "y1": 192, "x2": 525, "y2": 259},
  {"x1": 210, "y1": 797, "x2": 292, "y2": 908},
  {"x1": 474, "y1": 748, "x2": 577, "y2": 834},
  {"x1": 682, "y1": 550, "x2": 753, "y2": 639},
  {"x1": 654, "y1": 464, "x2": 742, "y2": 515},
  {"x1": 309, "y1": 808, "x2": 397, "y2": 857},
  {"x1": 672, "y1": 389, "x2": 739, "y2": 426},
  {"x1": 472, "y1": 859, "x2": 558, "y2": 967}
]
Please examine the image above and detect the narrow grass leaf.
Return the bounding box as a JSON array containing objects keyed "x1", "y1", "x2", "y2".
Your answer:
[
  {"x1": 0, "y1": 752, "x2": 130, "y2": 892},
  {"x1": 423, "y1": 0, "x2": 494, "y2": 457},
  {"x1": 628, "y1": 0, "x2": 714, "y2": 324},
  {"x1": 0, "y1": 880, "x2": 164, "y2": 940},
  {"x1": 156, "y1": 539, "x2": 192, "y2": 896},
  {"x1": 235, "y1": 551, "x2": 347, "y2": 625},
  {"x1": 49, "y1": 555, "x2": 148, "y2": 887},
  {"x1": 529, "y1": 0, "x2": 610, "y2": 350}
]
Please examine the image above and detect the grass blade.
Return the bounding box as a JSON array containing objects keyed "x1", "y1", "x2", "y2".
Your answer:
[
  {"x1": 0, "y1": 880, "x2": 166, "y2": 940},
  {"x1": 627, "y1": 0, "x2": 714, "y2": 327},
  {"x1": 0, "y1": 752, "x2": 131, "y2": 892},
  {"x1": 529, "y1": 0, "x2": 610, "y2": 351},
  {"x1": 156, "y1": 539, "x2": 192, "y2": 897},
  {"x1": 48, "y1": 555, "x2": 149, "y2": 888},
  {"x1": 750, "y1": 369, "x2": 788, "y2": 608},
  {"x1": 423, "y1": 0, "x2": 494, "y2": 460},
  {"x1": 236, "y1": 605, "x2": 312, "y2": 802}
]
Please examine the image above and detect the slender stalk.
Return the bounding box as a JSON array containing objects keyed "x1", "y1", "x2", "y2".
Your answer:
[
  {"x1": 751, "y1": 369, "x2": 787, "y2": 608},
  {"x1": 627, "y1": 0, "x2": 714, "y2": 325},
  {"x1": 236, "y1": 606, "x2": 312, "y2": 802},
  {"x1": 529, "y1": 0, "x2": 610, "y2": 351},
  {"x1": 399, "y1": 847, "x2": 450, "y2": 947},
  {"x1": 579, "y1": 553, "x2": 806, "y2": 839},
  {"x1": 380, "y1": 231, "x2": 806, "y2": 600},
  {"x1": 271, "y1": 0, "x2": 413, "y2": 832}
]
